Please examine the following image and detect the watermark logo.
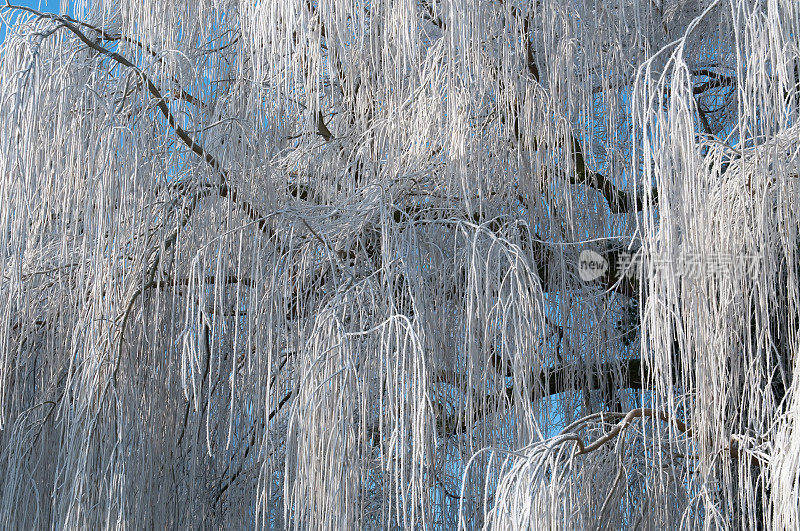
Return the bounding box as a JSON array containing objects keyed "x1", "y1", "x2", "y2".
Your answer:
[
  {"x1": 578, "y1": 248, "x2": 762, "y2": 282},
  {"x1": 578, "y1": 249, "x2": 609, "y2": 281}
]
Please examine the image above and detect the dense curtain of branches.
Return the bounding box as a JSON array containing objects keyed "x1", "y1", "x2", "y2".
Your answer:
[{"x1": 0, "y1": 0, "x2": 798, "y2": 527}]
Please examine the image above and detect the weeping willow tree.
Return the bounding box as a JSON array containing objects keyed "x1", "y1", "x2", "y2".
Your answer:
[{"x1": 0, "y1": 0, "x2": 798, "y2": 527}]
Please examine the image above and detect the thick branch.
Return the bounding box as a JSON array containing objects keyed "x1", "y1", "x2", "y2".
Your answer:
[
  {"x1": 691, "y1": 69, "x2": 736, "y2": 95},
  {"x1": 572, "y1": 407, "x2": 691, "y2": 455},
  {"x1": 439, "y1": 357, "x2": 651, "y2": 435},
  {"x1": 568, "y1": 135, "x2": 655, "y2": 213},
  {"x1": 9, "y1": 4, "x2": 272, "y2": 235}
]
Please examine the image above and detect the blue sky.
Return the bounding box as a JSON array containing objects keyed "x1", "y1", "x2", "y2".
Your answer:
[
  {"x1": 9, "y1": 0, "x2": 60, "y2": 11},
  {"x1": 1, "y1": 1, "x2": 63, "y2": 43}
]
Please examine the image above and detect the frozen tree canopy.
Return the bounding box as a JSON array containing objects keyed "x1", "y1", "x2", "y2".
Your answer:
[{"x1": 0, "y1": 0, "x2": 798, "y2": 527}]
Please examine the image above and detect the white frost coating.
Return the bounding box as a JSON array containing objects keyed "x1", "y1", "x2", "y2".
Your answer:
[{"x1": 0, "y1": 0, "x2": 797, "y2": 528}]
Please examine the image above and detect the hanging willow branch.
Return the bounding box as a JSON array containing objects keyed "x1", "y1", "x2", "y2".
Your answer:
[{"x1": 0, "y1": 0, "x2": 798, "y2": 528}]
